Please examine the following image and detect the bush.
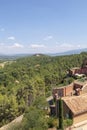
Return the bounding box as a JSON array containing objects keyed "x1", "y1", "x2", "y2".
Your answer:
[
  {"x1": 47, "y1": 117, "x2": 58, "y2": 128},
  {"x1": 64, "y1": 119, "x2": 73, "y2": 127}
]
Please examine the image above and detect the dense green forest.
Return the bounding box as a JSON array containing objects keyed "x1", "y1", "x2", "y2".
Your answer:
[{"x1": 0, "y1": 52, "x2": 87, "y2": 128}]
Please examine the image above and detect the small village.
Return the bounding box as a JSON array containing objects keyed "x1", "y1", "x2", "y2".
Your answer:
[{"x1": 48, "y1": 59, "x2": 87, "y2": 129}]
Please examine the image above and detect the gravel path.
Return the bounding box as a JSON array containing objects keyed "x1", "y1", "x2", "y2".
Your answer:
[
  {"x1": 0, "y1": 115, "x2": 23, "y2": 130},
  {"x1": 1, "y1": 115, "x2": 87, "y2": 130}
]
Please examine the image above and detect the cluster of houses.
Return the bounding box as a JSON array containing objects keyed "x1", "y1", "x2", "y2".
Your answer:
[{"x1": 49, "y1": 59, "x2": 87, "y2": 124}]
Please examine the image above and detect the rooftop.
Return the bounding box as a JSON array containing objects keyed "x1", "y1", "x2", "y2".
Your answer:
[{"x1": 62, "y1": 93, "x2": 87, "y2": 116}]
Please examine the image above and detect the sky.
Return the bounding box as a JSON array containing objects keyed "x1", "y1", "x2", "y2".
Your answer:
[{"x1": 0, "y1": 0, "x2": 87, "y2": 54}]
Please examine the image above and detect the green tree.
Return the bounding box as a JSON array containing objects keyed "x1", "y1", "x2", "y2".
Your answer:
[
  {"x1": 22, "y1": 106, "x2": 48, "y2": 130},
  {"x1": 58, "y1": 98, "x2": 64, "y2": 130}
]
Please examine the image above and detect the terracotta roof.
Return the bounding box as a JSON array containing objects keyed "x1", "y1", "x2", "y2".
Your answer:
[{"x1": 62, "y1": 94, "x2": 87, "y2": 116}]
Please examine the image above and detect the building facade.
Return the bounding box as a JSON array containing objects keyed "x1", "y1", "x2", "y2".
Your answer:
[{"x1": 56, "y1": 94, "x2": 87, "y2": 124}]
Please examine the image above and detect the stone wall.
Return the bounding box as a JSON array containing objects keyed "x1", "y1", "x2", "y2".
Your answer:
[{"x1": 73, "y1": 112, "x2": 87, "y2": 124}]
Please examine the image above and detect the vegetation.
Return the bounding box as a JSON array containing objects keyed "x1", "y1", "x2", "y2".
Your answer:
[
  {"x1": 8, "y1": 96, "x2": 49, "y2": 130},
  {"x1": 0, "y1": 52, "x2": 87, "y2": 127},
  {"x1": 47, "y1": 117, "x2": 58, "y2": 128},
  {"x1": 64, "y1": 119, "x2": 73, "y2": 127},
  {"x1": 58, "y1": 98, "x2": 64, "y2": 130}
]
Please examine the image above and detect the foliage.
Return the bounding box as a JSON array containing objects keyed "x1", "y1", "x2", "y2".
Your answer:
[
  {"x1": 47, "y1": 117, "x2": 58, "y2": 128},
  {"x1": 22, "y1": 106, "x2": 48, "y2": 130},
  {"x1": 21, "y1": 96, "x2": 48, "y2": 130},
  {"x1": 0, "y1": 52, "x2": 87, "y2": 126},
  {"x1": 63, "y1": 119, "x2": 73, "y2": 127},
  {"x1": 58, "y1": 98, "x2": 64, "y2": 130}
]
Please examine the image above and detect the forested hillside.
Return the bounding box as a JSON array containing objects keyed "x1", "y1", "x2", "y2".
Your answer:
[{"x1": 0, "y1": 52, "x2": 87, "y2": 127}]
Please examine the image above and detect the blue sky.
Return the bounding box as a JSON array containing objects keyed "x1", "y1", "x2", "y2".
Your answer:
[{"x1": 0, "y1": 0, "x2": 87, "y2": 54}]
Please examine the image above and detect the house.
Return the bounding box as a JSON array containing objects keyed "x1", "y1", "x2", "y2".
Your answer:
[
  {"x1": 52, "y1": 78, "x2": 87, "y2": 98},
  {"x1": 69, "y1": 58, "x2": 87, "y2": 76},
  {"x1": 50, "y1": 58, "x2": 87, "y2": 124},
  {"x1": 69, "y1": 67, "x2": 80, "y2": 76},
  {"x1": 69, "y1": 67, "x2": 87, "y2": 76},
  {"x1": 52, "y1": 83, "x2": 74, "y2": 99},
  {"x1": 74, "y1": 80, "x2": 87, "y2": 95},
  {"x1": 56, "y1": 93, "x2": 87, "y2": 124}
]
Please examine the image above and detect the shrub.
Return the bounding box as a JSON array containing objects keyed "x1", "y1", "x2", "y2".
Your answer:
[
  {"x1": 47, "y1": 117, "x2": 58, "y2": 128},
  {"x1": 64, "y1": 119, "x2": 73, "y2": 127}
]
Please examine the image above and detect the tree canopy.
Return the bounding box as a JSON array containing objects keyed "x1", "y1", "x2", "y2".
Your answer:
[{"x1": 0, "y1": 52, "x2": 87, "y2": 126}]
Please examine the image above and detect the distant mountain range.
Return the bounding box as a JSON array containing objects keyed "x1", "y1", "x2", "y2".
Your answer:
[
  {"x1": 48, "y1": 48, "x2": 87, "y2": 56},
  {"x1": 0, "y1": 48, "x2": 87, "y2": 60},
  {"x1": 0, "y1": 54, "x2": 32, "y2": 60}
]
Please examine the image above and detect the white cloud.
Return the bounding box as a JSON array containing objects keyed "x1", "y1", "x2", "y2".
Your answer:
[
  {"x1": 59, "y1": 43, "x2": 84, "y2": 50},
  {"x1": 44, "y1": 35, "x2": 53, "y2": 41},
  {"x1": 8, "y1": 36, "x2": 15, "y2": 40},
  {"x1": 10, "y1": 43, "x2": 24, "y2": 48},
  {"x1": 54, "y1": 43, "x2": 87, "y2": 53},
  {"x1": 0, "y1": 41, "x2": 87, "y2": 54},
  {"x1": 30, "y1": 44, "x2": 45, "y2": 48}
]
